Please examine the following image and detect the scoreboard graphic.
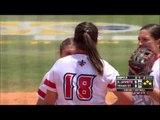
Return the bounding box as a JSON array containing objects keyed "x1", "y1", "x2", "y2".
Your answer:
[{"x1": 116, "y1": 76, "x2": 153, "y2": 92}]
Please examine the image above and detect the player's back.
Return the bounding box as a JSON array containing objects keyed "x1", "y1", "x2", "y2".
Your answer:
[{"x1": 46, "y1": 54, "x2": 118, "y2": 105}]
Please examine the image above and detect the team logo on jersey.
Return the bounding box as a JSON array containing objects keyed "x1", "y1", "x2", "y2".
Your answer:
[{"x1": 78, "y1": 60, "x2": 86, "y2": 67}]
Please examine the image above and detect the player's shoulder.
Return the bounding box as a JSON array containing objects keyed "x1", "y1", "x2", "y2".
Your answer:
[
  {"x1": 55, "y1": 54, "x2": 87, "y2": 64},
  {"x1": 152, "y1": 57, "x2": 160, "y2": 69},
  {"x1": 55, "y1": 55, "x2": 71, "y2": 64},
  {"x1": 101, "y1": 59, "x2": 112, "y2": 67},
  {"x1": 50, "y1": 56, "x2": 73, "y2": 71}
]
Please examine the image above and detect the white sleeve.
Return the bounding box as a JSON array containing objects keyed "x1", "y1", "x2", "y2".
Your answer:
[
  {"x1": 37, "y1": 72, "x2": 49, "y2": 100},
  {"x1": 43, "y1": 70, "x2": 57, "y2": 92},
  {"x1": 103, "y1": 60, "x2": 119, "y2": 91},
  {"x1": 150, "y1": 59, "x2": 160, "y2": 88},
  {"x1": 43, "y1": 60, "x2": 61, "y2": 92}
]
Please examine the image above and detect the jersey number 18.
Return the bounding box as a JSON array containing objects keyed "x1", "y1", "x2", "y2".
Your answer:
[{"x1": 64, "y1": 73, "x2": 96, "y2": 101}]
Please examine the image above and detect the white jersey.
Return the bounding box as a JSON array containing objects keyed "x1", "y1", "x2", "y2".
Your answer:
[
  {"x1": 150, "y1": 56, "x2": 160, "y2": 105},
  {"x1": 37, "y1": 72, "x2": 48, "y2": 100},
  {"x1": 133, "y1": 56, "x2": 160, "y2": 105},
  {"x1": 39, "y1": 54, "x2": 119, "y2": 105}
]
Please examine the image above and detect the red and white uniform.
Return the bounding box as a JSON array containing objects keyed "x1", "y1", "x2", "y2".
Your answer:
[
  {"x1": 133, "y1": 55, "x2": 160, "y2": 105},
  {"x1": 150, "y1": 56, "x2": 160, "y2": 105},
  {"x1": 37, "y1": 72, "x2": 48, "y2": 100},
  {"x1": 38, "y1": 54, "x2": 119, "y2": 105}
]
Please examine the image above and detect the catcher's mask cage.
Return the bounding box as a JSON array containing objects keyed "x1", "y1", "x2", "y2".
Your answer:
[{"x1": 129, "y1": 45, "x2": 157, "y2": 75}]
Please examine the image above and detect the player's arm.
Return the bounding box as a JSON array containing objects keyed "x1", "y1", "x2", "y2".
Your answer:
[
  {"x1": 36, "y1": 90, "x2": 57, "y2": 105},
  {"x1": 36, "y1": 98, "x2": 45, "y2": 105},
  {"x1": 147, "y1": 88, "x2": 160, "y2": 104},
  {"x1": 43, "y1": 90, "x2": 57, "y2": 105},
  {"x1": 112, "y1": 91, "x2": 133, "y2": 105}
]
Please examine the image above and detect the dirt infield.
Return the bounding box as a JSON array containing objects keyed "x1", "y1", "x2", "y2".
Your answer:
[
  {"x1": 0, "y1": 91, "x2": 117, "y2": 105},
  {"x1": 0, "y1": 92, "x2": 38, "y2": 105}
]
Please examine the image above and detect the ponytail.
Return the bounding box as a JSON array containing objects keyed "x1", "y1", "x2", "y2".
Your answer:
[{"x1": 74, "y1": 22, "x2": 104, "y2": 75}]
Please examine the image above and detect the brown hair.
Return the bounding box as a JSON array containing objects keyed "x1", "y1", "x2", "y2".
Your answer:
[
  {"x1": 140, "y1": 24, "x2": 160, "y2": 40},
  {"x1": 59, "y1": 37, "x2": 74, "y2": 57},
  {"x1": 74, "y1": 22, "x2": 104, "y2": 75}
]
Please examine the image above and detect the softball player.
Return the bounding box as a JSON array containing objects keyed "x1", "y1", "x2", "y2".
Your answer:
[
  {"x1": 37, "y1": 22, "x2": 132, "y2": 105},
  {"x1": 134, "y1": 24, "x2": 160, "y2": 105},
  {"x1": 37, "y1": 37, "x2": 75, "y2": 104}
]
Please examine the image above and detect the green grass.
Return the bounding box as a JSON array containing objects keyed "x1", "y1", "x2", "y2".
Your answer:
[
  {"x1": 1, "y1": 15, "x2": 159, "y2": 26},
  {"x1": 1, "y1": 38, "x2": 61, "y2": 92},
  {"x1": 98, "y1": 41, "x2": 137, "y2": 75},
  {"x1": 0, "y1": 15, "x2": 159, "y2": 92},
  {"x1": 1, "y1": 38, "x2": 136, "y2": 92}
]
